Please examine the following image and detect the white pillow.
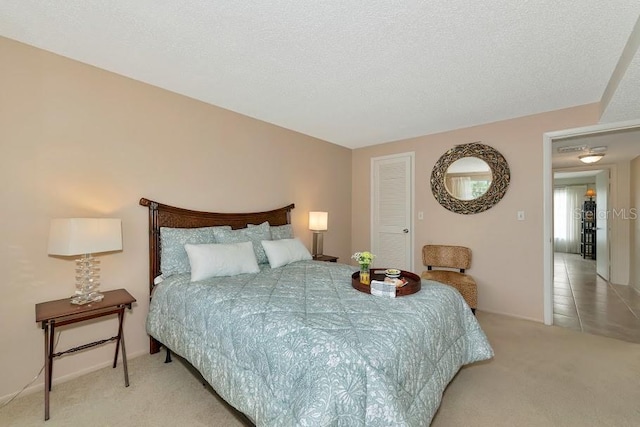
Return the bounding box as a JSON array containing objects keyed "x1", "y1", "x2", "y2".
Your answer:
[
  {"x1": 184, "y1": 242, "x2": 260, "y2": 282},
  {"x1": 261, "y1": 238, "x2": 312, "y2": 268}
]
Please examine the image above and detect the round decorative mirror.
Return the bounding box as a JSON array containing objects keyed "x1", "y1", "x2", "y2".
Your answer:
[
  {"x1": 444, "y1": 157, "x2": 493, "y2": 201},
  {"x1": 431, "y1": 142, "x2": 510, "y2": 214}
]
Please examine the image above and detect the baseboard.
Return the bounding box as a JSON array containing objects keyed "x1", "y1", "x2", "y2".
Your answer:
[
  {"x1": 477, "y1": 308, "x2": 543, "y2": 324},
  {"x1": 0, "y1": 349, "x2": 148, "y2": 405}
]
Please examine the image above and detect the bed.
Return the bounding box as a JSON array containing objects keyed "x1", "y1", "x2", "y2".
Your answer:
[{"x1": 140, "y1": 198, "x2": 494, "y2": 426}]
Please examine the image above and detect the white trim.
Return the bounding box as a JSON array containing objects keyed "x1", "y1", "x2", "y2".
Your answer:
[
  {"x1": 410, "y1": 153, "x2": 415, "y2": 272},
  {"x1": 478, "y1": 308, "x2": 542, "y2": 324},
  {"x1": 0, "y1": 349, "x2": 148, "y2": 404},
  {"x1": 545, "y1": 119, "x2": 640, "y2": 140},
  {"x1": 542, "y1": 118, "x2": 640, "y2": 325},
  {"x1": 543, "y1": 133, "x2": 553, "y2": 325}
]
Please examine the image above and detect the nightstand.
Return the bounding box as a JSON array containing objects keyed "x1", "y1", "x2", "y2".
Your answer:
[
  {"x1": 35, "y1": 288, "x2": 136, "y2": 420},
  {"x1": 313, "y1": 255, "x2": 338, "y2": 262}
]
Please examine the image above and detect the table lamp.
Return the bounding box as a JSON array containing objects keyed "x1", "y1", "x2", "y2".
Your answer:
[
  {"x1": 48, "y1": 218, "x2": 123, "y2": 305},
  {"x1": 585, "y1": 189, "x2": 596, "y2": 201},
  {"x1": 308, "y1": 211, "x2": 328, "y2": 257}
]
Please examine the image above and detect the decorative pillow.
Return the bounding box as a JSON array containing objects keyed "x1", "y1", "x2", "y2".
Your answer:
[
  {"x1": 261, "y1": 238, "x2": 312, "y2": 268},
  {"x1": 184, "y1": 242, "x2": 260, "y2": 281},
  {"x1": 248, "y1": 222, "x2": 294, "y2": 240},
  {"x1": 269, "y1": 224, "x2": 294, "y2": 240},
  {"x1": 213, "y1": 221, "x2": 271, "y2": 264},
  {"x1": 160, "y1": 226, "x2": 231, "y2": 277}
]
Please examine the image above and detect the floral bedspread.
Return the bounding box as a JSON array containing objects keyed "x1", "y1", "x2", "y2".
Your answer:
[{"x1": 146, "y1": 260, "x2": 493, "y2": 426}]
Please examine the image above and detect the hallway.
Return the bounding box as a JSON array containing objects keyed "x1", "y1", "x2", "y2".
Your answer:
[{"x1": 553, "y1": 252, "x2": 640, "y2": 344}]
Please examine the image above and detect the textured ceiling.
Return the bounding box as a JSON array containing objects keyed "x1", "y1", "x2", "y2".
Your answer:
[{"x1": 1, "y1": 1, "x2": 639, "y2": 149}]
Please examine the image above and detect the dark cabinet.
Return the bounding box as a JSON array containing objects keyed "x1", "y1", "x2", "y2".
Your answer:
[{"x1": 581, "y1": 200, "x2": 596, "y2": 259}]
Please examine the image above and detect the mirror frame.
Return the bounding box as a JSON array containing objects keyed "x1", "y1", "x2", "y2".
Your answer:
[{"x1": 431, "y1": 142, "x2": 510, "y2": 215}]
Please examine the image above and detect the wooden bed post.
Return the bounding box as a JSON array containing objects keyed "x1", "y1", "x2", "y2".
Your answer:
[{"x1": 140, "y1": 198, "x2": 162, "y2": 354}]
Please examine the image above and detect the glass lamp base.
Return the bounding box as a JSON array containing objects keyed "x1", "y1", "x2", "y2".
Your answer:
[
  {"x1": 70, "y1": 292, "x2": 104, "y2": 305},
  {"x1": 72, "y1": 254, "x2": 103, "y2": 305}
]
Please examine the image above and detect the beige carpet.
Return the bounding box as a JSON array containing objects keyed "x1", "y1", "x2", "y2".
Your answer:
[{"x1": 2, "y1": 312, "x2": 640, "y2": 427}]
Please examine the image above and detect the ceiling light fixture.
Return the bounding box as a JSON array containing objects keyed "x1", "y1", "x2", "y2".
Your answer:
[{"x1": 578, "y1": 153, "x2": 605, "y2": 164}]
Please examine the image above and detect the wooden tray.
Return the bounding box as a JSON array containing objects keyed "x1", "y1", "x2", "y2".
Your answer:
[{"x1": 351, "y1": 269, "x2": 421, "y2": 296}]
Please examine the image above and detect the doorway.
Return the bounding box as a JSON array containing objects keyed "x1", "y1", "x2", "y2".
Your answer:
[
  {"x1": 543, "y1": 120, "x2": 640, "y2": 343},
  {"x1": 553, "y1": 169, "x2": 609, "y2": 276}
]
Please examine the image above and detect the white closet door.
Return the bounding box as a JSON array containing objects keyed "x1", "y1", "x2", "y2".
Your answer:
[{"x1": 371, "y1": 153, "x2": 414, "y2": 271}]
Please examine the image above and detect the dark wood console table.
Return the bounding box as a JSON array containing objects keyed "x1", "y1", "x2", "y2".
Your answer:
[{"x1": 35, "y1": 288, "x2": 136, "y2": 420}]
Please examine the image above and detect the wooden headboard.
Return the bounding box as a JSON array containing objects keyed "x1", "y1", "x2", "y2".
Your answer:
[
  {"x1": 140, "y1": 197, "x2": 295, "y2": 290},
  {"x1": 139, "y1": 198, "x2": 295, "y2": 353}
]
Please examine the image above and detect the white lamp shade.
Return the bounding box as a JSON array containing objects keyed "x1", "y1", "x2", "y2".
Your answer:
[
  {"x1": 309, "y1": 211, "x2": 328, "y2": 231},
  {"x1": 48, "y1": 218, "x2": 123, "y2": 256}
]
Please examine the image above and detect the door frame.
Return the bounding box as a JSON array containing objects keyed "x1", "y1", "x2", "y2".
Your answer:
[
  {"x1": 543, "y1": 119, "x2": 640, "y2": 325},
  {"x1": 370, "y1": 152, "x2": 415, "y2": 272},
  {"x1": 594, "y1": 169, "x2": 611, "y2": 280}
]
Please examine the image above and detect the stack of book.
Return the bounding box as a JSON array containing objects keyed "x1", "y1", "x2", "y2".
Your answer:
[
  {"x1": 371, "y1": 280, "x2": 396, "y2": 298},
  {"x1": 370, "y1": 276, "x2": 409, "y2": 298}
]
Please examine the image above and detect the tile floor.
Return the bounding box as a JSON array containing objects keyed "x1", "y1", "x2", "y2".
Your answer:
[{"x1": 554, "y1": 252, "x2": 640, "y2": 343}]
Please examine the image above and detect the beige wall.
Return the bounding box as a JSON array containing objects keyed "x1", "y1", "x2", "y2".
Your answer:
[
  {"x1": 0, "y1": 34, "x2": 610, "y2": 401},
  {"x1": 352, "y1": 104, "x2": 600, "y2": 321},
  {"x1": 0, "y1": 37, "x2": 352, "y2": 399}
]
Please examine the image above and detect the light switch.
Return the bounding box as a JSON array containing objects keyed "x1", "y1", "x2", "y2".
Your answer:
[
  {"x1": 517, "y1": 211, "x2": 525, "y2": 221},
  {"x1": 418, "y1": 211, "x2": 424, "y2": 220}
]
